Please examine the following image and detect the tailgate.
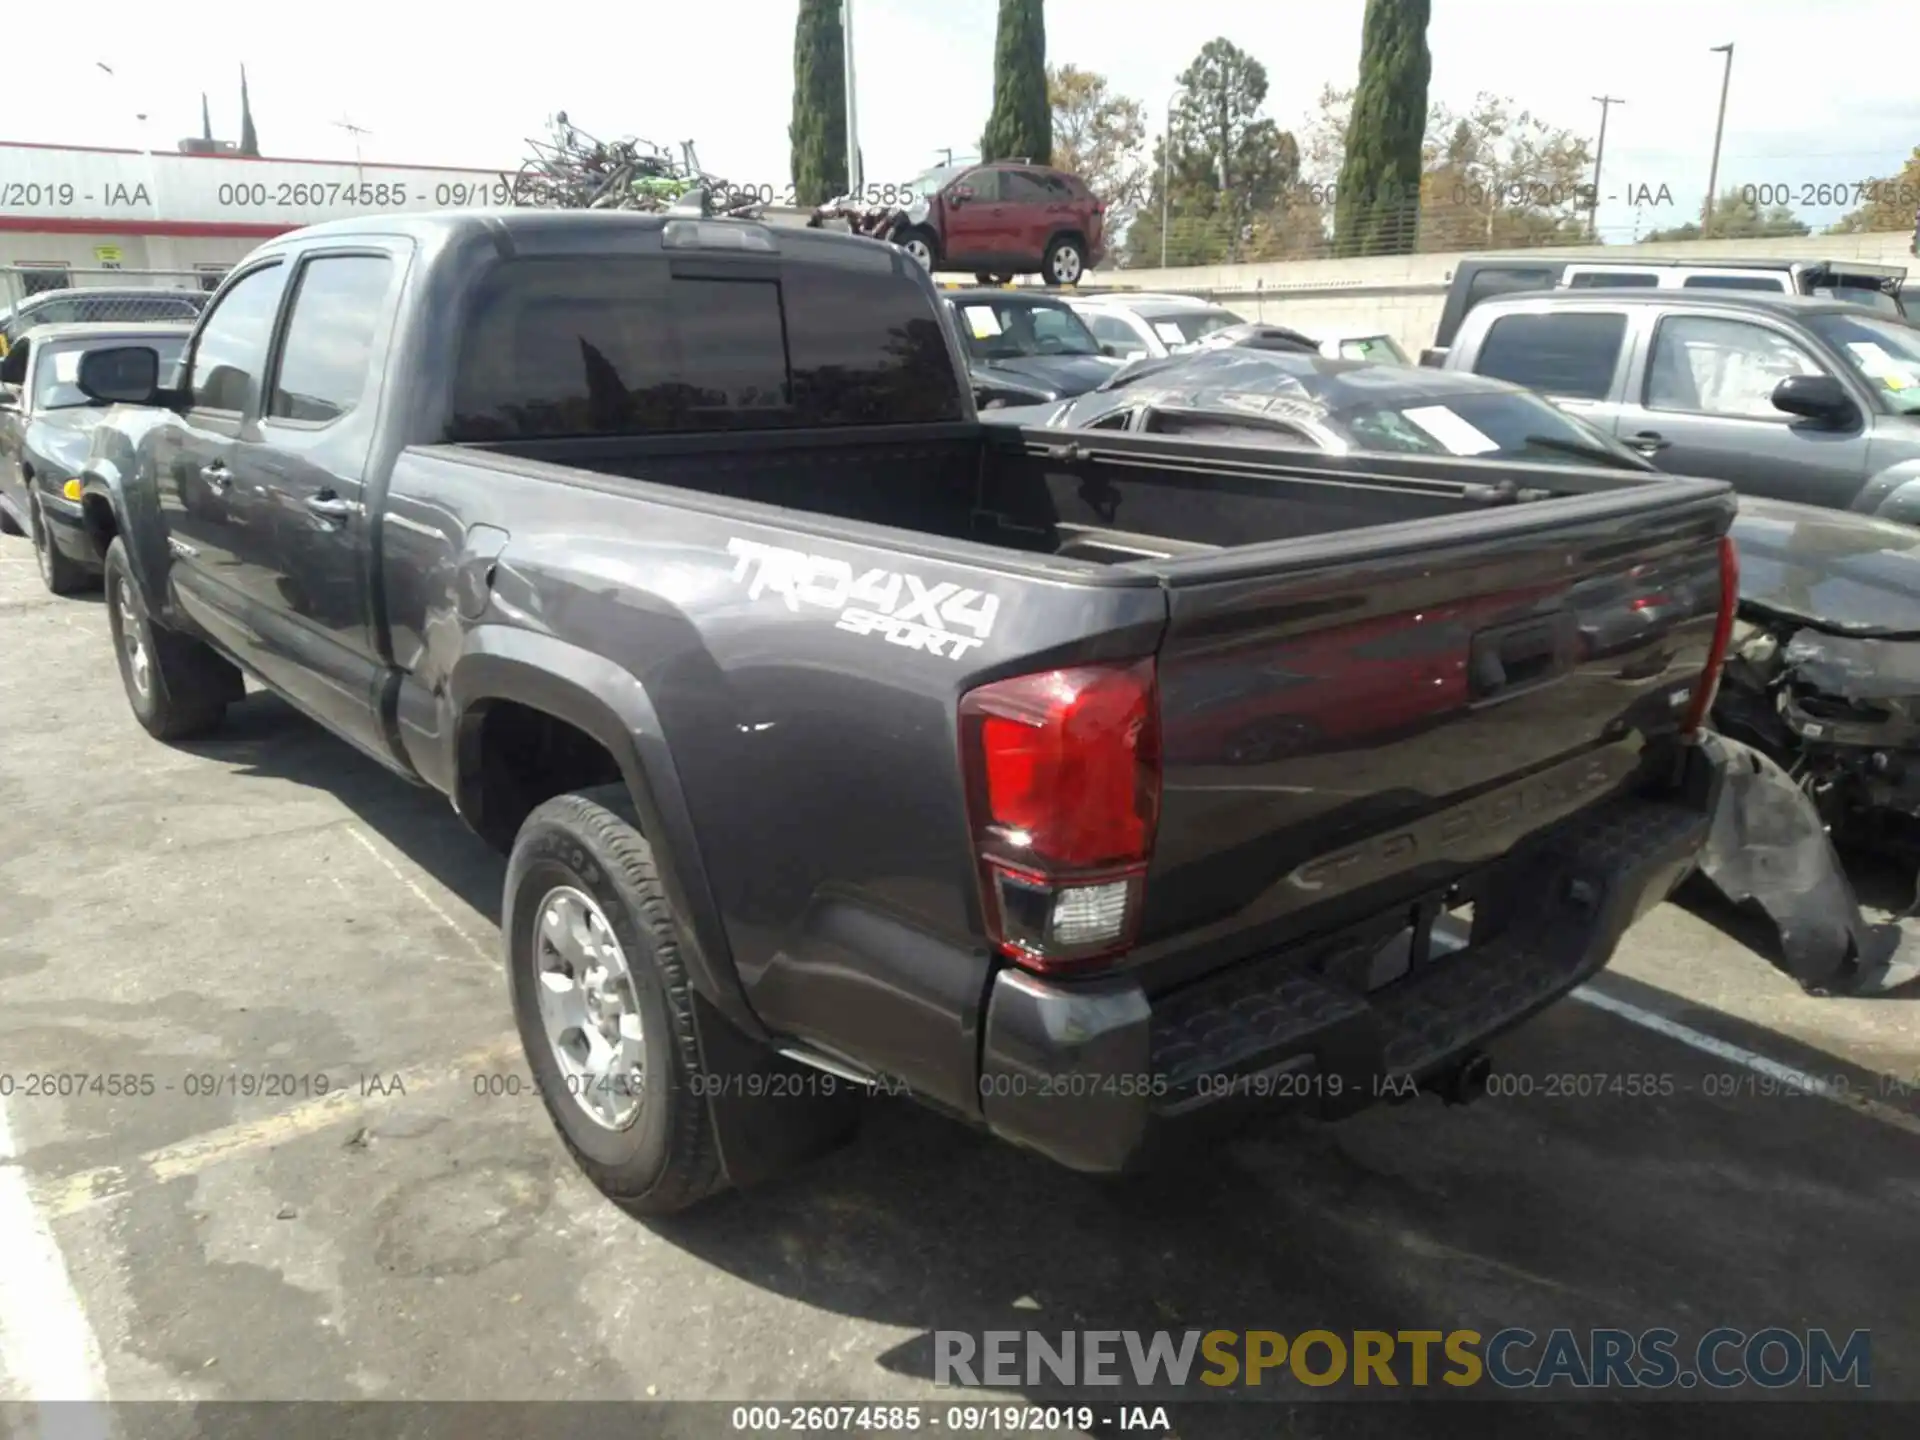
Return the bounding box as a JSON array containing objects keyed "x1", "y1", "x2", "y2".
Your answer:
[{"x1": 1127, "y1": 482, "x2": 1734, "y2": 988}]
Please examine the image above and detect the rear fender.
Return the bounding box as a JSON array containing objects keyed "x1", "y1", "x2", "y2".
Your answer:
[{"x1": 448, "y1": 629, "x2": 758, "y2": 1039}]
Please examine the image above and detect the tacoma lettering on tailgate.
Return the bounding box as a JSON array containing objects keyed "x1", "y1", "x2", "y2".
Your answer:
[{"x1": 726, "y1": 537, "x2": 1001, "y2": 660}]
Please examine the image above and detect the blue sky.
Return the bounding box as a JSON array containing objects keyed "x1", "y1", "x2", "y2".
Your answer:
[{"x1": 16, "y1": 0, "x2": 1919, "y2": 239}]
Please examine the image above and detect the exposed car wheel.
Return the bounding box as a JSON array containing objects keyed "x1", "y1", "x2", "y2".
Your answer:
[
  {"x1": 895, "y1": 228, "x2": 937, "y2": 270},
  {"x1": 1042, "y1": 237, "x2": 1086, "y2": 287},
  {"x1": 505, "y1": 784, "x2": 727, "y2": 1216},
  {"x1": 29, "y1": 496, "x2": 93, "y2": 597},
  {"x1": 103, "y1": 537, "x2": 239, "y2": 741}
]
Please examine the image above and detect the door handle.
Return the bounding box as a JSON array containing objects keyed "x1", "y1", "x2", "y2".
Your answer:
[
  {"x1": 1627, "y1": 431, "x2": 1671, "y2": 454},
  {"x1": 200, "y1": 461, "x2": 231, "y2": 490},
  {"x1": 304, "y1": 492, "x2": 355, "y2": 521}
]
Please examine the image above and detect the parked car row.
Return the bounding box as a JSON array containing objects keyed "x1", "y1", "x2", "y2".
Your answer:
[{"x1": 4, "y1": 209, "x2": 1752, "y2": 1210}]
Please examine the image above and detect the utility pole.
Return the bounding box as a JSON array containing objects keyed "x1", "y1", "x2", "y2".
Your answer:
[
  {"x1": 332, "y1": 116, "x2": 372, "y2": 168},
  {"x1": 1589, "y1": 96, "x2": 1623, "y2": 242},
  {"x1": 1704, "y1": 43, "x2": 1734, "y2": 227},
  {"x1": 842, "y1": 0, "x2": 862, "y2": 197}
]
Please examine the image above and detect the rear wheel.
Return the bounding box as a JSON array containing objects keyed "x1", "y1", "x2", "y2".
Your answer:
[
  {"x1": 29, "y1": 496, "x2": 92, "y2": 596},
  {"x1": 103, "y1": 537, "x2": 238, "y2": 741},
  {"x1": 505, "y1": 784, "x2": 728, "y2": 1216},
  {"x1": 1042, "y1": 236, "x2": 1086, "y2": 287}
]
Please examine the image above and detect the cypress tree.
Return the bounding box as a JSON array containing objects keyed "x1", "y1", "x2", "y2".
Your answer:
[
  {"x1": 238, "y1": 65, "x2": 259, "y2": 157},
  {"x1": 790, "y1": 0, "x2": 849, "y2": 206},
  {"x1": 1334, "y1": 0, "x2": 1431, "y2": 256},
  {"x1": 201, "y1": 93, "x2": 213, "y2": 143},
  {"x1": 980, "y1": 0, "x2": 1051, "y2": 164}
]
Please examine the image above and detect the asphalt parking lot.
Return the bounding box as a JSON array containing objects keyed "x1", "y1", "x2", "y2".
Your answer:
[{"x1": 2, "y1": 530, "x2": 1919, "y2": 1437}]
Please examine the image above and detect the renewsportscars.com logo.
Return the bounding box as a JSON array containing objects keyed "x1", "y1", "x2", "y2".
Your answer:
[{"x1": 934, "y1": 1327, "x2": 1872, "y2": 1391}]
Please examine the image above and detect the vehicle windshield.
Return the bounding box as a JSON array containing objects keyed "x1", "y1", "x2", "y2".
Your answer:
[
  {"x1": 952, "y1": 298, "x2": 1103, "y2": 359},
  {"x1": 1330, "y1": 386, "x2": 1645, "y2": 465},
  {"x1": 911, "y1": 165, "x2": 965, "y2": 198},
  {"x1": 1804, "y1": 311, "x2": 1920, "y2": 414},
  {"x1": 35, "y1": 336, "x2": 186, "y2": 410},
  {"x1": 1141, "y1": 310, "x2": 1243, "y2": 348},
  {"x1": 1334, "y1": 334, "x2": 1412, "y2": 365}
]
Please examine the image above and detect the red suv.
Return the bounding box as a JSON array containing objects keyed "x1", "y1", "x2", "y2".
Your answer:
[{"x1": 891, "y1": 161, "x2": 1105, "y2": 287}]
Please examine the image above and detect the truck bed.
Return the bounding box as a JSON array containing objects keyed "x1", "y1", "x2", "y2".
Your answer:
[{"x1": 454, "y1": 419, "x2": 1656, "y2": 567}]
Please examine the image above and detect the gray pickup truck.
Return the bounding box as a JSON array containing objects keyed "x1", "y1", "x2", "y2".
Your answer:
[{"x1": 69, "y1": 210, "x2": 1735, "y2": 1214}]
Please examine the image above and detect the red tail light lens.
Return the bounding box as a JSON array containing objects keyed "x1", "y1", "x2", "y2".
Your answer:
[
  {"x1": 1681, "y1": 534, "x2": 1740, "y2": 736},
  {"x1": 960, "y1": 658, "x2": 1160, "y2": 973}
]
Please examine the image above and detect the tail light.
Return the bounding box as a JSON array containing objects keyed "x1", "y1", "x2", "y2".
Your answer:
[
  {"x1": 1680, "y1": 534, "x2": 1740, "y2": 736},
  {"x1": 959, "y1": 658, "x2": 1160, "y2": 974}
]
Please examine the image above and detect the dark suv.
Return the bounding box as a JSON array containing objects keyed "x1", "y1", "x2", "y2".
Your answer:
[{"x1": 892, "y1": 161, "x2": 1105, "y2": 286}]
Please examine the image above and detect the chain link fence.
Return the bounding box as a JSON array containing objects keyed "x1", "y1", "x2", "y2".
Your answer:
[{"x1": 0, "y1": 266, "x2": 222, "y2": 327}]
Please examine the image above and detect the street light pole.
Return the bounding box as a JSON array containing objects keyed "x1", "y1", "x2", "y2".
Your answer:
[
  {"x1": 1160, "y1": 88, "x2": 1181, "y2": 269},
  {"x1": 1589, "y1": 95, "x2": 1622, "y2": 242},
  {"x1": 842, "y1": 0, "x2": 861, "y2": 197},
  {"x1": 1704, "y1": 43, "x2": 1734, "y2": 227}
]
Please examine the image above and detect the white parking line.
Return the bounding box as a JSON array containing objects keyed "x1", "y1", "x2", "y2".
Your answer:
[
  {"x1": 346, "y1": 827, "x2": 494, "y2": 962},
  {"x1": 0, "y1": 1101, "x2": 111, "y2": 1423},
  {"x1": 1574, "y1": 984, "x2": 1920, "y2": 1138}
]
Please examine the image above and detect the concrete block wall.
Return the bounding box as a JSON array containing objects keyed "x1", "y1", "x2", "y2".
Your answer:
[{"x1": 1085, "y1": 230, "x2": 1919, "y2": 356}]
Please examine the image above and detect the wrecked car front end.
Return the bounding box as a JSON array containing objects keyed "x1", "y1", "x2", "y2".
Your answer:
[{"x1": 1713, "y1": 496, "x2": 1920, "y2": 843}]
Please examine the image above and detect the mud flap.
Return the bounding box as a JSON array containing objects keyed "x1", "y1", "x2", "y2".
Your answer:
[{"x1": 1693, "y1": 733, "x2": 1920, "y2": 995}]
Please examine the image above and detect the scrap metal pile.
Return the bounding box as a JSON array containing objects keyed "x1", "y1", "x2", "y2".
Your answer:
[{"x1": 509, "y1": 113, "x2": 765, "y2": 219}]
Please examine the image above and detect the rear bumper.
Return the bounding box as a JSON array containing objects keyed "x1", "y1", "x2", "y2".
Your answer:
[{"x1": 977, "y1": 759, "x2": 1718, "y2": 1174}]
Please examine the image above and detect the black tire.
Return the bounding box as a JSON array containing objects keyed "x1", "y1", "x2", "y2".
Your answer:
[
  {"x1": 1042, "y1": 235, "x2": 1086, "y2": 287},
  {"x1": 504, "y1": 784, "x2": 727, "y2": 1216},
  {"x1": 894, "y1": 227, "x2": 937, "y2": 271},
  {"x1": 29, "y1": 496, "x2": 93, "y2": 597},
  {"x1": 103, "y1": 537, "x2": 239, "y2": 741}
]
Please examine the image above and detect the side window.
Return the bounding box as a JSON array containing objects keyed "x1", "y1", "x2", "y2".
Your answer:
[
  {"x1": 1085, "y1": 409, "x2": 1135, "y2": 431},
  {"x1": 1083, "y1": 313, "x2": 1142, "y2": 352},
  {"x1": 188, "y1": 263, "x2": 288, "y2": 413},
  {"x1": 1001, "y1": 170, "x2": 1053, "y2": 203},
  {"x1": 1566, "y1": 270, "x2": 1660, "y2": 288},
  {"x1": 1645, "y1": 315, "x2": 1823, "y2": 418},
  {"x1": 1474, "y1": 312, "x2": 1627, "y2": 401},
  {"x1": 960, "y1": 169, "x2": 1003, "y2": 202},
  {"x1": 1464, "y1": 267, "x2": 1559, "y2": 312},
  {"x1": 268, "y1": 255, "x2": 393, "y2": 423}
]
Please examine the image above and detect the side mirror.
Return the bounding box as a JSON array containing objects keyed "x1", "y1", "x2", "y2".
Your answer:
[
  {"x1": 1773, "y1": 373, "x2": 1858, "y2": 427},
  {"x1": 0, "y1": 381, "x2": 19, "y2": 409},
  {"x1": 1419, "y1": 346, "x2": 1450, "y2": 368},
  {"x1": 948, "y1": 185, "x2": 974, "y2": 206},
  {"x1": 76, "y1": 345, "x2": 162, "y2": 405}
]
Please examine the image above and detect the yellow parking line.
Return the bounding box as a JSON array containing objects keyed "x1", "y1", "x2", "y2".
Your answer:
[{"x1": 30, "y1": 1037, "x2": 525, "y2": 1221}]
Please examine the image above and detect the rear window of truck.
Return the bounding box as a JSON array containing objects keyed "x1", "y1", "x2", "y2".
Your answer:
[
  {"x1": 448, "y1": 258, "x2": 967, "y2": 440},
  {"x1": 1474, "y1": 312, "x2": 1628, "y2": 401}
]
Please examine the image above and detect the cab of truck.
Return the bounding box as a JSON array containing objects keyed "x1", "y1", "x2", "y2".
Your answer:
[{"x1": 1423, "y1": 256, "x2": 1910, "y2": 365}]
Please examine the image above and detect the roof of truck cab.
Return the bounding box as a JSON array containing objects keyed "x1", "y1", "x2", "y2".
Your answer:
[
  {"x1": 1467, "y1": 290, "x2": 1885, "y2": 320},
  {"x1": 254, "y1": 209, "x2": 896, "y2": 260},
  {"x1": 1459, "y1": 255, "x2": 1905, "y2": 277},
  {"x1": 17, "y1": 322, "x2": 194, "y2": 344}
]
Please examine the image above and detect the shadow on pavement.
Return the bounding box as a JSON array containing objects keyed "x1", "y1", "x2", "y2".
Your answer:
[{"x1": 173, "y1": 692, "x2": 1919, "y2": 1436}]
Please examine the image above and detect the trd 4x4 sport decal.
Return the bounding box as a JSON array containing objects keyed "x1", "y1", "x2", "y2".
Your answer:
[{"x1": 726, "y1": 538, "x2": 1001, "y2": 660}]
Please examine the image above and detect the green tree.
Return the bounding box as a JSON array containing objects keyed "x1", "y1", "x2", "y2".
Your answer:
[
  {"x1": 1643, "y1": 188, "x2": 1810, "y2": 242},
  {"x1": 1829, "y1": 147, "x2": 1920, "y2": 233},
  {"x1": 201, "y1": 93, "x2": 213, "y2": 144},
  {"x1": 1127, "y1": 38, "x2": 1303, "y2": 267},
  {"x1": 981, "y1": 0, "x2": 1051, "y2": 164},
  {"x1": 1048, "y1": 64, "x2": 1147, "y2": 211},
  {"x1": 238, "y1": 65, "x2": 259, "y2": 157},
  {"x1": 1334, "y1": 0, "x2": 1431, "y2": 256},
  {"x1": 1418, "y1": 93, "x2": 1592, "y2": 250},
  {"x1": 790, "y1": 0, "x2": 848, "y2": 207}
]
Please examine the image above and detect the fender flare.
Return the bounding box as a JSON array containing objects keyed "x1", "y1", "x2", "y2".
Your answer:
[
  {"x1": 447, "y1": 628, "x2": 761, "y2": 1041},
  {"x1": 78, "y1": 458, "x2": 174, "y2": 622}
]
